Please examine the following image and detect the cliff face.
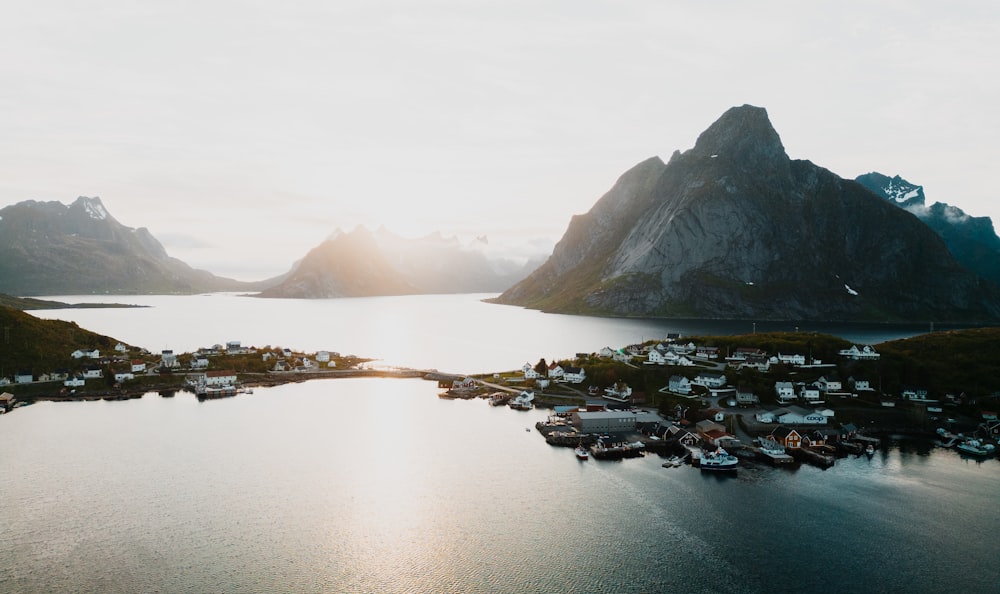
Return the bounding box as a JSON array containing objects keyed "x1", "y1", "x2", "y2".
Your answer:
[
  {"x1": 0, "y1": 197, "x2": 254, "y2": 295},
  {"x1": 494, "y1": 105, "x2": 1000, "y2": 322},
  {"x1": 856, "y1": 172, "x2": 1000, "y2": 287}
]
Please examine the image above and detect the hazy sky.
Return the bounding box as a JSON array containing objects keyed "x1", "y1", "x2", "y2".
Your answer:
[{"x1": 2, "y1": 1, "x2": 998, "y2": 280}]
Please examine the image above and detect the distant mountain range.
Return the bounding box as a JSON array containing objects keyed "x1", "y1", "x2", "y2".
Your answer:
[
  {"x1": 0, "y1": 197, "x2": 536, "y2": 298},
  {"x1": 491, "y1": 105, "x2": 1000, "y2": 323},
  {"x1": 0, "y1": 197, "x2": 263, "y2": 295},
  {"x1": 255, "y1": 226, "x2": 538, "y2": 298},
  {"x1": 855, "y1": 172, "x2": 1000, "y2": 287}
]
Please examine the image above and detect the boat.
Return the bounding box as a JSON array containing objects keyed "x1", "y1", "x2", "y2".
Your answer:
[
  {"x1": 865, "y1": 444, "x2": 875, "y2": 456},
  {"x1": 575, "y1": 445, "x2": 590, "y2": 460},
  {"x1": 699, "y1": 447, "x2": 739, "y2": 471},
  {"x1": 956, "y1": 439, "x2": 994, "y2": 457},
  {"x1": 661, "y1": 454, "x2": 685, "y2": 468}
]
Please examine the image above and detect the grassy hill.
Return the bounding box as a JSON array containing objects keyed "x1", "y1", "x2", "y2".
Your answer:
[{"x1": 0, "y1": 305, "x2": 128, "y2": 377}]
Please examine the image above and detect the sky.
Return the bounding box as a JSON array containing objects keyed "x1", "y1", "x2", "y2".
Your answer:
[{"x1": 2, "y1": 1, "x2": 998, "y2": 281}]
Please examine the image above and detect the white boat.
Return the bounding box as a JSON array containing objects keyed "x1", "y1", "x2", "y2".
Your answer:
[
  {"x1": 865, "y1": 444, "x2": 875, "y2": 456},
  {"x1": 699, "y1": 447, "x2": 739, "y2": 471},
  {"x1": 956, "y1": 439, "x2": 994, "y2": 457},
  {"x1": 661, "y1": 454, "x2": 685, "y2": 468},
  {"x1": 575, "y1": 445, "x2": 590, "y2": 460}
]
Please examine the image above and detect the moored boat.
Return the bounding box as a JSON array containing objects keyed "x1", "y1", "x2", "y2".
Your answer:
[
  {"x1": 575, "y1": 445, "x2": 590, "y2": 460},
  {"x1": 956, "y1": 439, "x2": 994, "y2": 457},
  {"x1": 699, "y1": 447, "x2": 739, "y2": 471}
]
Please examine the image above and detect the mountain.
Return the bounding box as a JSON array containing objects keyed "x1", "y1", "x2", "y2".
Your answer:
[
  {"x1": 0, "y1": 197, "x2": 260, "y2": 295},
  {"x1": 492, "y1": 105, "x2": 1000, "y2": 323},
  {"x1": 855, "y1": 172, "x2": 1000, "y2": 287},
  {"x1": 255, "y1": 227, "x2": 536, "y2": 298}
]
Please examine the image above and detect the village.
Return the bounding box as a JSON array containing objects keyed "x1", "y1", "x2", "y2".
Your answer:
[
  {"x1": 440, "y1": 335, "x2": 1000, "y2": 470},
  {"x1": 3, "y1": 332, "x2": 999, "y2": 471},
  {"x1": 0, "y1": 339, "x2": 389, "y2": 409}
]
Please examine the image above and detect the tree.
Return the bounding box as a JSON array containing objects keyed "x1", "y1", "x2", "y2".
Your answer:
[{"x1": 534, "y1": 358, "x2": 548, "y2": 377}]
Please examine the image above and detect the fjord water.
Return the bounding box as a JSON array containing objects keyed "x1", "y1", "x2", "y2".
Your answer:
[
  {"x1": 4, "y1": 294, "x2": 998, "y2": 592},
  {"x1": 29, "y1": 293, "x2": 958, "y2": 373},
  {"x1": 2, "y1": 380, "x2": 998, "y2": 593}
]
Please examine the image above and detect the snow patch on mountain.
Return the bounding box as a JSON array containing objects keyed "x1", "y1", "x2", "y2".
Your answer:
[{"x1": 83, "y1": 199, "x2": 108, "y2": 221}]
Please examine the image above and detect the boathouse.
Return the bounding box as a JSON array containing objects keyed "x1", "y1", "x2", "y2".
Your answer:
[{"x1": 571, "y1": 411, "x2": 637, "y2": 433}]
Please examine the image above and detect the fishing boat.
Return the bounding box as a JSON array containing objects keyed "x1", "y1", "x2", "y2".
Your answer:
[
  {"x1": 865, "y1": 444, "x2": 875, "y2": 457},
  {"x1": 956, "y1": 438, "x2": 994, "y2": 457},
  {"x1": 699, "y1": 447, "x2": 739, "y2": 471},
  {"x1": 575, "y1": 445, "x2": 590, "y2": 460}
]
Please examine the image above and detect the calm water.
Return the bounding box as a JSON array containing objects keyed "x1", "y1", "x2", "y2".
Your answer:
[
  {"x1": 4, "y1": 294, "x2": 999, "y2": 592},
  {"x1": 30, "y1": 293, "x2": 965, "y2": 373},
  {"x1": 1, "y1": 380, "x2": 998, "y2": 593}
]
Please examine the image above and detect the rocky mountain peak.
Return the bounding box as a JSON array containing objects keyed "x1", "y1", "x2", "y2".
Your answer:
[
  {"x1": 855, "y1": 172, "x2": 925, "y2": 207},
  {"x1": 689, "y1": 104, "x2": 788, "y2": 173},
  {"x1": 492, "y1": 105, "x2": 1000, "y2": 323},
  {"x1": 69, "y1": 196, "x2": 111, "y2": 221}
]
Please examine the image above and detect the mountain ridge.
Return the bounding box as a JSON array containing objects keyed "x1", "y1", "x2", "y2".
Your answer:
[
  {"x1": 855, "y1": 172, "x2": 1000, "y2": 287},
  {"x1": 0, "y1": 197, "x2": 266, "y2": 295},
  {"x1": 492, "y1": 105, "x2": 1000, "y2": 323},
  {"x1": 255, "y1": 226, "x2": 537, "y2": 298}
]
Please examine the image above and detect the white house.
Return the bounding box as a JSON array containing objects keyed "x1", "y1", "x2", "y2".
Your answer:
[
  {"x1": 192, "y1": 356, "x2": 210, "y2": 369},
  {"x1": 598, "y1": 346, "x2": 616, "y2": 358},
  {"x1": 114, "y1": 371, "x2": 134, "y2": 382},
  {"x1": 693, "y1": 372, "x2": 727, "y2": 388},
  {"x1": 800, "y1": 383, "x2": 822, "y2": 402},
  {"x1": 131, "y1": 360, "x2": 147, "y2": 373},
  {"x1": 205, "y1": 370, "x2": 237, "y2": 387},
  {"x1": 547, "y1": 363, "x2": 565, "y2": 379},
  {"x1": 839, "y1": 345, "x2": 880, "y2": 360},
  {"x1": 695, "y1": 346, "x2": 720, "y2": 359},
  {"x1": 775, "y1": 381, "x2": 796, "y2": 403},
  {"x1": 604, "y1": 382, "x2": 632, "y2": 401},
  {"x1": 612, "y1": 350, "x2": 633, "y2": 363},
  {"x1": 226, "y1": 341, "x2": 242, "y2": 354},
  {"x1": 14, "y1": 371, "x2": 33, "y2": 384},
  {"x1": 316, "y1": 351, "x2": 331, "y2": 363},
  {"x1": 84, "y1": 366, "x2": 103, "y2": 379},
  {"x1": 647, "y1": 347, "x2": 669, "y2": 365},
  {"x1": 160, "y1": 350, "x2": 178, "y2": 368},
  {"x1": 817, "y1": 375, "x2": 842, "y2": 392},
  {"x1": 776, "y1": 352, "x2": 806, "y2": 366},
  {"x1": 564, "y1": 366, "x2": 586, "y2": 384},
  {"x1": 114, "y1": 342, "x2": 128, "y2": 353},
  {"x1": 72, "y1": 349, "x2": 100, "y2": 359},
  {"x1": 850, "y1": 377, "x2": 873, "y2": 392},
  {"x1": 668, "y1": 375, "x2": 692, "y2": 395},
  {"x1": 524, "y1": 367, "x2": 539, "y2": 380},
  {"x1": 64, "y1": 375, "x2": 86, "y2": 387}
]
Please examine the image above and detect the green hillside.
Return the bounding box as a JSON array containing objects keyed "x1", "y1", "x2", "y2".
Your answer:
[{"x1": 0, "y1": 305, "x2": 127, "y2": 376}]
